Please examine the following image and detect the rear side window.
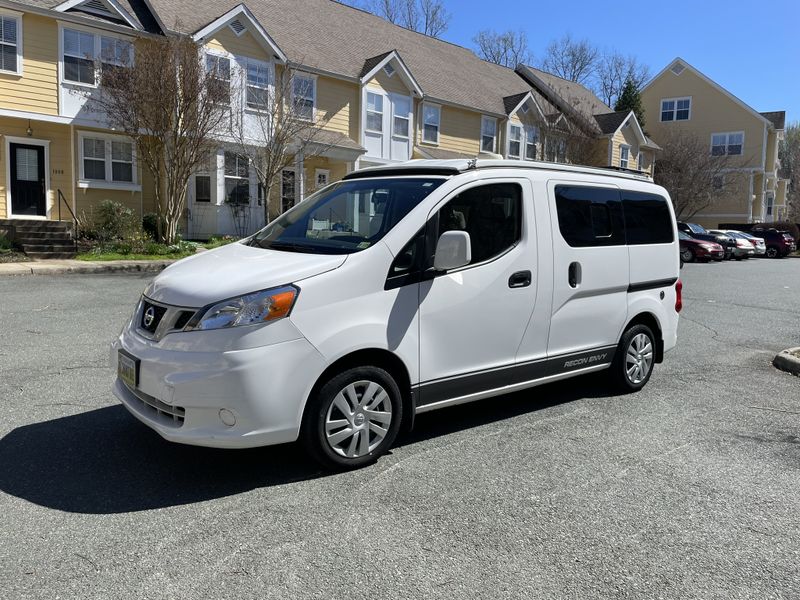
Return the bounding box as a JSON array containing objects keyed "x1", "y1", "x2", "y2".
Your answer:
[
  {"x1": 555, "y1": 185, "x2": 624, "y2": 247},
  {"x1": 435, "y1": 183, "x2": 522, "y2": 265},
  {"x1": 622, "y1": 191, "x2": 674, "y2": 244}
]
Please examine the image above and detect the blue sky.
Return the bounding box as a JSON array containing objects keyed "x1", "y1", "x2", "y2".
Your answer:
[{"x1": 441, "y1": 0, "x2": 799, "y2": 123}]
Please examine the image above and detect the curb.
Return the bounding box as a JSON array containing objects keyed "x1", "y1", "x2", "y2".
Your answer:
[
  {"x1": 0, "y1": 260, "x2": 176, "y2": 277},
  {"x1": 773, "y1": 347, "x2": 800, "y2": 376}
]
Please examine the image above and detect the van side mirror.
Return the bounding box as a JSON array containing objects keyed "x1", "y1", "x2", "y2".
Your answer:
[{"x1": 433, "y1": 231, "x2": 471, "y2": 271}]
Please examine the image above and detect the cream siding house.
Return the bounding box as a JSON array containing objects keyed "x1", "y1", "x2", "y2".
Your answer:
[{"x1": 640, "y1": 58, "x2": 789, "y2": 226}]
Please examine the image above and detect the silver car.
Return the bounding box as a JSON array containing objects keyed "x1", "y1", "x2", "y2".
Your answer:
[{"x1": 733, "y1": 231, "x2": 767, "y2": 256}]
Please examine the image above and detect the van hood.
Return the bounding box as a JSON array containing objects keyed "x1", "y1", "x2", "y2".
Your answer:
[{"x1": 143, "y1": 242, "x2": 347, "y2": 307}]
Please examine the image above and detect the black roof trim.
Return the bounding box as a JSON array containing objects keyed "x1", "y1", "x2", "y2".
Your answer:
[{"x1": 342, "y1": 167, "x2": 460, "y2": 180}]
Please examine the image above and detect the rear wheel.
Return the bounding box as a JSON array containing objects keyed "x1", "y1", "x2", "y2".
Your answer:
[
  {"x1": 301, "y1": 366, "x2": 403, "y2": 470},
  {"x1": 680, "y1": 248, "x2": 694, "y2": 263},
  {"x1": 610, "y1": 324, "x2": 655, "y2": 393},
  {"x1": 766, "y1": 246, "x2": 779, "y2": 258}
]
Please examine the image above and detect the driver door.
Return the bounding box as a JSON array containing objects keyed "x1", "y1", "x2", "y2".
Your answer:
[{"x1": 417, "y1": 179, "x2": 538, "y2": 406}]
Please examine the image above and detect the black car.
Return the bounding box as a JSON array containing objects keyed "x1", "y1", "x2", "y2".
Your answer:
[
  {"x1": 677, "y1": 222, "x2": 736, "y2": 260},
  {"x1": 750, "y1": 228, "x2": 797, "y2": 258}
]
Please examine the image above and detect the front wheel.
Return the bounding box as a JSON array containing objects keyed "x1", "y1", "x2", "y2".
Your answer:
[
  {"x1": 301, "y1": 366, "x2": 403, "y2": 470},
  {"x1": 680, "y1": 248, "x2": 694, "y2": 263},
  {"x1": 609, "y1": 324, "x2": 655, "y2": 393}
]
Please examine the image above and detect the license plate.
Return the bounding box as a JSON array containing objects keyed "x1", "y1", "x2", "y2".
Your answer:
[{"x1": 118, "y1": 350, "x2": 139, "y2": 389}]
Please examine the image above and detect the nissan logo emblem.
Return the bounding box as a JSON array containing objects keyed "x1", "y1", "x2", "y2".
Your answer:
[{"x1": 143, "y1": 306, "x2": 156, "y2": 328}]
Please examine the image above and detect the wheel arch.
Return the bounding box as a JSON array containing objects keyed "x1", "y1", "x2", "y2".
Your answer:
[
  {"x1": 303, "y1": 348, "x2": 415, "y2": 434},
  {"x1": 623, "y1": 311, "x2": 664, "y2": 363}
]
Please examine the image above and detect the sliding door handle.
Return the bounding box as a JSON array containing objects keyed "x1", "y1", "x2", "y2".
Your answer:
[{"x1": 568, "y1": 262, "x2": 581, "y2": 288}]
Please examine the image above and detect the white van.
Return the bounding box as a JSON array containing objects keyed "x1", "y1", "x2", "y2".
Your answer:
[{"x1": 112, "y1": 159, "x2": 682, "y2": 469}]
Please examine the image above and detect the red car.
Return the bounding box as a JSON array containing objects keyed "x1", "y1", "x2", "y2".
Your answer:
[{"x1": 679, "y1": 231, "x2": 724, "y2": 262}]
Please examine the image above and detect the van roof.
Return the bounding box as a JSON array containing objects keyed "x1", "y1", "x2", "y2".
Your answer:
[{"x1": 342, "y1": 159, "x2": 655, "y2": 183}]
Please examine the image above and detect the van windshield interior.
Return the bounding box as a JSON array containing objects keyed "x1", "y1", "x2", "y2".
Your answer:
[{"x1": 246, "y1": 178, "x2": 445, "y2": 254}]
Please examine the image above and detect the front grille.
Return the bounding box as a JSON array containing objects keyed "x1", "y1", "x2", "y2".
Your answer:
[
  {"x1": 141, "y1": 300, "x2": 168, "y2": 333},
  {"x1": 126, "y1": 384, "x2": 185, "y2": 428}
]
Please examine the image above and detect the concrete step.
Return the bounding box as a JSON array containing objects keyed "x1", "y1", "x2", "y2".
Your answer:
[
  {"x1": 16, "y1": 231, "x2": 74, "y2": 241},
  {"x1": 25, "y1": 251, "x2": 78, "y2": 260},
  {"x1": 13, "y1": 224, "x2": 73, "y2": 234},
  {"x1": 21, "y1": 243, "x2": 78, "y2": 253}
]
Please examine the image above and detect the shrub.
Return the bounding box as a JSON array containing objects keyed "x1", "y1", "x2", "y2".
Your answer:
[
  {"x1": 0, "y1": 233, "x2": 12, "y2": 251},
  {"x1": 94, "y1": 200, "x2": 137, "y2": 242},
  {"x1": 142, "y1": 213, "x2": 161, "y2": 241}
]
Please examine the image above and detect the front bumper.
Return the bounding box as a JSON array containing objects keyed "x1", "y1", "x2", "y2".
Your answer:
[{"x1": 111, "y1": 325, "x2": 327, "y2": 448}]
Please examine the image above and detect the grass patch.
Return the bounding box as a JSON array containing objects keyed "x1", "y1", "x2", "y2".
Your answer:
[
  {"x1": 201, "y1": 235, "x2": 238, "y2": 250},
  {"x1": 77, "y1": 251, "x2": 195, "y2": 262}
]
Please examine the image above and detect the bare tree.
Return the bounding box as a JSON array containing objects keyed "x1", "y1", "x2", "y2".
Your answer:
[
  {"x1": 472, "y1": 29, "x2": 531, "y2": 68},
  {"x1": 342, "y1": 0, "x2": 449, "y2": 36},
  {"x1": 418, "y1": 0, "x2": 449, "y2": 37},
  {"x1": 94, "y1": 35, "x2": 229, "y2": 243},
  {"x1": 231, "y1": 68, "x2": 334, "y2": 223},
  {"x1": 654, "y1": 131, "x2": 735, "y2": 218},
  {"x1": 539, "y1": 34, "x2": 599, "y2": 85},
  {"x1": 779, "y1": 122, "x2": 799, "y2": 220},
  {"x1": 594, "y1": 51, "x2": 650, "y2": 107}
]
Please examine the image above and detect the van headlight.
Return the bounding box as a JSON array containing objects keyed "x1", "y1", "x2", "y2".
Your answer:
[{"x1": 184, "y1": 285, "x2": 299, "y2": 331}]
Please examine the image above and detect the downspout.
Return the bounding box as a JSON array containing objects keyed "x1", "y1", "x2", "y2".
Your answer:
[{"x1": 69, "y1": 124, "x2": 76, "y2": 219}]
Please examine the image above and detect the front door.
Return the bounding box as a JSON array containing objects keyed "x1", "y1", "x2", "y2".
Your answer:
[
  {"x1": 417, "y1": 179, "x2": 539, "y2": 405},
  {"x1": 10, "y1": 143, "x2": 46, "y2": 217}
]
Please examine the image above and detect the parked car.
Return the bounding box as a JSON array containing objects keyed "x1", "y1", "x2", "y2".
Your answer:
[
  {"x1": 734, "y1": 231, "x2": 767, "y2": 256},
  {"x1": 111, "y1": 159, "x2": 682, "y2": 469},
  {"x1": 678, "y1": 231, "x2": 724, "y2": 262},
  {"x1": 708, "y1": 229, "x2": 755, "y2": 260},
  {"x1": 677, "y1": 222, "x2": 736, "y2": 260},
  {"x1": 750, "y1": 228, "x2": 797, "y2": 258}
]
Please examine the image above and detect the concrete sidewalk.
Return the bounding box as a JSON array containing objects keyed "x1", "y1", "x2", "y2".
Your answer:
[{"x1": 0, "y1": 258, "x2": 176, "y2": 276}]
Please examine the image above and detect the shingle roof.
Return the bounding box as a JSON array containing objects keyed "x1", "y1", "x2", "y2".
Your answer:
[
  {"x1": 359, "y1": 51, "x2": 394, "y2": 79},
  {"x1": 523, "y1": 66, "x2": 611, "y2": 117},
  {"x1": 760, "y1": 111, "x2": 786, "y2": 130},
  {"x1": 17, "y1": 0, "x2": 156, "y2": 30},
  {"x1": 143, "y1": 0, "x2": 557, "y2": 117},
  {"x1": 502, "y1": 92, "x2": 529, "y2": 116},
  {"x1": 593, "y1": 111, "x2": 629, "y2": 135}
]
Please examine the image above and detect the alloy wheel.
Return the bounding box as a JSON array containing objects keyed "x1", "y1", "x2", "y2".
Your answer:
[
  {"x1": 625, "y1": 333, "x2": 653, "y2": 385},
  {"x1": 681, "y1": 249, "x2": 694, "y2": 262},
  {"x1": 324, "y1": 380, "x2": 393, "y2": 458}
]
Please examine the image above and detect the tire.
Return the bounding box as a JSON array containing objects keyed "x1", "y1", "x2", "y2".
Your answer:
[
  {"x1": 766, "y1": 246, "x2": 779, "y2": 258},
  {"x1": 609, "y1": 324, "x2": 656, "y2": 394},
  {"x1": 680, "y1": 248, "x2": 694, "y2": 263},
  {"x1": 301, "y1": 366, "x2": 403, "y2": 470}
]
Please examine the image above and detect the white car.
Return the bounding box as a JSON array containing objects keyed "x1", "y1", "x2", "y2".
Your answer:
[{"x1": 112, "y1": 159, "x2": 682, "y2": 469}]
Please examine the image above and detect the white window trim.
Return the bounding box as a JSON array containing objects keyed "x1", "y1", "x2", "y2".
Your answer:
[
  {"x1": 315, "y1": 168, "x2": 330, "y2": 189},
  {"x1": 365, "y1": 90, "x2": 384, "y2": 134},
  {"x1": 291, "y1": 72, "x2": 317, "y2": 122},
  {"x1": 391, "y1": 95, "x2": 411, "y2": 140},
  {"x1": 421, "y1": 102, "x2": 440, "y2": 145},
  {"x1": 523, "y1": 125, "x2": 539, "y2": 161},
  {"x1": 280, "y1": 167, "x2": 297, "y2": 212},
  {"x1": 204, "y1": 49, "x2": 233, "y2": 107},
  {"x1": 77, "y1": 132, "x2": 139, "y2": 190},
  {"x1": 660, "y1": 96, "x2": 692, "y2": 122},
  {"x1": 59, "y1": 23, "x2": 133, "y2": 89},
  {"x1": 4, "y1": 136, "x2": 51, "y2": 219},
  {"x1": 241, "y1": 56, "x2": 274, "y2": 113},
  {"x1": 710, "y1": 131, "x2": 745, "y2": 156},
  {"x1": 507, "y1": 122, "x2": 523, "y2": 159},
  {"x1": 0, "y1": 10, "x2": 23, "y2": 76},
  {"x1": 619, "y1": 144, "x2": 630, "y2": 169},
  {"x1": 480, "y1": 116, "x2": 497, "y2": 153}
]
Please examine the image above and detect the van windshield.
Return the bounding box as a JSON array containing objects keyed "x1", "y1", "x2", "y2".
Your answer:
[{"x1": 246, "y1": 178, "x2": 445, "y2": 254}]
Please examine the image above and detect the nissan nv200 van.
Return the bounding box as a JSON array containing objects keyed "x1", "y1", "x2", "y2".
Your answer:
[{"x1": 112, "y1": 159, "x2": 682, "y2": 469}]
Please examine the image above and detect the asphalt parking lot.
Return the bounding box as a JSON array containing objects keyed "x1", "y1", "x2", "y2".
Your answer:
[{"x1": 1, "y1": 258, "x2": 799, "y2": 599}]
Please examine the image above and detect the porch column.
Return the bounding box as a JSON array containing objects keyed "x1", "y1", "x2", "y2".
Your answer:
[{"x1": 295, "y1": 152, "x2": 304, "y2": 205}]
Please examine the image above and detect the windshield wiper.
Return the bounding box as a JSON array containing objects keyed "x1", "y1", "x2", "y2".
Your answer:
[{"x1": 263, "y1": 241, "x2": 319, "y2": 253}]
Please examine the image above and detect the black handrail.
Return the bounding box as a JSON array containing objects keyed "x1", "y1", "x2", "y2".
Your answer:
[{"x1": 57, "y1": 189, "x2": 78, "y2": 251}]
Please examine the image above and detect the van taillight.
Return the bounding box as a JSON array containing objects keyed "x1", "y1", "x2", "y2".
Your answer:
[{"x1": 675, "y1": 279, "x2": 683, "y2": 313}]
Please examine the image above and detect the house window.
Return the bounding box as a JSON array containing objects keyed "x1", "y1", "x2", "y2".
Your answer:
[
  {"x1": 392, "y1": 95, "x2": 411, "y2": 138},
  {"x1": 766, "y1": 194, "x2": 774, "y2": 216},
  {"x1": 224, "y1": 152, "x2": 249, "y2": 204},
  {"x1": 81, "y1": 136, "x2": 135, "y2": 183},
  {"x1": 660, "y1": 97, "x2": 691, "y2": 121},
  {"x1": 195, "y1": 175, "x2": 211, "y2": 202},
  {"x1": 711, "y1": 132, "x2": 744, "y2": 156},
  {"x1": 422, "y1": 104, "x2": 440, "y2": 144},
  {"x1": 206, "y1": 54, "x2": 231, "y2": 104},
  {"x1": 0, "y1": 14, "x2": 20, "y2": 74},
  {"x1": 245, "y1": 59, "x2": 271, "y2": 110},
  {"x1": 281, "y1": 169, "x2": 296, "y2": 212},
  {"x1": 525, "y1": 126, "x2": 539, "y2": 160},
  {"x1": 620, "y1": 145, "x2": 630, "y2": 169},
  {"x1": 292, "y1": 74, "x2": 316, "y2": 121},
  {"x1": 64, "y1": 29, "x2": 96, "y2": 85},
  {"x1": 508, "y1": 124, "x2": 522, "y2": 159},
  {"x1": 481, "y1": 116, "x2": 497, "y2": 153},
  {"x1": 712, "y1": 175, "x2": 724, "y2": 190},
  {"x1": 100, "y1": 36, "x2": 132, "y2": 71},
  {"x1": 315, "y1": 169, "x2": 330, "y2": 189},
  {"x1": 637, "y1": 151, "x2": 643, "y2": 170},
  {"x1": 366, "y1": 91, "x2": 383, "y2": 133}
]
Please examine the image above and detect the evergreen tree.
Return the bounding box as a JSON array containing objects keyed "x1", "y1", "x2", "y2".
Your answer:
[{"x1": 614, "y1": 78, "x2": 646, "y2": 130}]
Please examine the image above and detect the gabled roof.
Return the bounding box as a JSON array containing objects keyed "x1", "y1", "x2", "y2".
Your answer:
[
  {"x1": 642, "y1": 58, "x2": 777, "y2": 129},
  {"x1": 54, "y1": 0, "x2": 141, "y2": 29},
  {"x1": 594, "y1": 111, "x2": 629, "y2": 135},
  {"x1": 359, "y1": 50, "x2": 423, "y2": 98},
  {"x1": 760, "y1": 111, "x2": 786, "y2": 130},
  {"x1": 143, "y1": 0, "x2": 558, "y2": 117},
  {"x1": 191, "y1": 3, "x2": 287, "y2": 63}
]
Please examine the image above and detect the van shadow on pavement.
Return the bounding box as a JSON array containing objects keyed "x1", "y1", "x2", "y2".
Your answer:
[{"x1": 0, "y1": 373, "x2": 612, "y2": 514}]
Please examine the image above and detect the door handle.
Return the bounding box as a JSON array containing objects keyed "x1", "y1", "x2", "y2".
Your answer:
[
  {"x1": 568, "y1": 262, "x2": 581, "y2": 288},
  {"x1": 508, "y1": 270, "x2": 532, "y2": 288}
]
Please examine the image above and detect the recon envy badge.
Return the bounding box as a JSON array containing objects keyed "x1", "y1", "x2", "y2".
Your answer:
[{"x1": 564, "y1": 352, "x2": 609, "y2": 368}]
